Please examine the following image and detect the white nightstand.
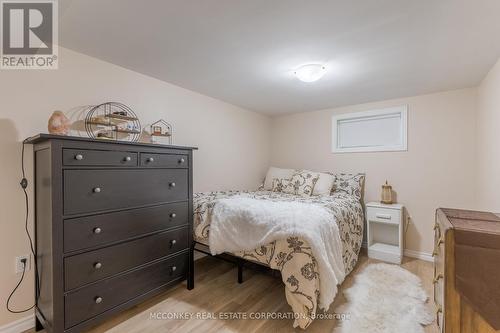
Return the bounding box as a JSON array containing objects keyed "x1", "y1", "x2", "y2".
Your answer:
[{"x1": 366, "y1": 202, "x2": 404, "y2": 264}]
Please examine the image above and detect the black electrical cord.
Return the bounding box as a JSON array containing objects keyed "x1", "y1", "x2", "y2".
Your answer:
[
  {"x1": 6, "y1": 260, "x2": 33, "y2": 313},
  {"x1": 6, "y1": 138, "x2": 40, "y2": 314}
]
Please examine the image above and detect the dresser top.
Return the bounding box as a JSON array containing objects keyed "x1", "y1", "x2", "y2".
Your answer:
[
  {"x1": 25, "y1": 133, "x2": 198, "y2": 150},
  {"x1": 439, "y1": 208, "x2": 500, "y2": 235}
]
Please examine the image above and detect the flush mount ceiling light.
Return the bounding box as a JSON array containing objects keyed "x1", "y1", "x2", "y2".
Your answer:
[{"x1": 293, "y1": 64, "x2": 327, "y2": 83}]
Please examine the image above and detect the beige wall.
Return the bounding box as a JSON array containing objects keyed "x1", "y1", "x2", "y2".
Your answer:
[
  {"x1": 476, "y1": 58, "x2": 500, "y2": 212},
  {"x1": 0, "y1": 47, "x2": 271, "y2": 326},
  {"x1": 270, "y1": 88, "x2": 478, "y2": 255}
]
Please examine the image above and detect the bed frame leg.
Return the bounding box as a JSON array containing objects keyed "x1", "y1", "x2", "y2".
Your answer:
[
  {"x1": 187, "y1": 243, "x2": 195, "y2": 290},
  {"x1": 237, "y1": 259, "x2": 243, "y2": 284}
]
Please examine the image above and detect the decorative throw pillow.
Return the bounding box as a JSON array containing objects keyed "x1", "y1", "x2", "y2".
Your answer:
[
  {"x1": 263, "y1": 167, "x2": 295, "y2": 190},
  {"x1": 311, "y1": 171, "x2": 336, "y2": 196},
  {"x1": 270, "y1": 178, "x2": 283, "y2": 193},
  {"x1": 330, "y1": 173, "x2": 365, "y2": 200},
  {"x1": 280, "y1": 170, "x2": 320, "y2": 197}
]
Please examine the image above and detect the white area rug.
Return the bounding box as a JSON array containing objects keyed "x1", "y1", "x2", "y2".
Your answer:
[{"x1": 334, "y1": 263, "x2": 433, "y2": 333}]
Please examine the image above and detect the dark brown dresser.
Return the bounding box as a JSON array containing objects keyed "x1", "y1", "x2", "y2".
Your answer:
[
  {"x1": 27, "y1": 134, "x2": 197, "y2": 333},
  {"x1": 434, "y1": 208, "x2": 500, "y2": 333}
]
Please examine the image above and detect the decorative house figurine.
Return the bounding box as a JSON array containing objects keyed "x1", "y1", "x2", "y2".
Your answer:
[
  {"x1": 48, "y1": 111, "x2": 70, "y2": 135},
  {"x1": 381, "y1": 181, "x2": 394, "y2": 204},
  {"x1": 148, "y1": 119, "x2": 172, "y2": 144}
]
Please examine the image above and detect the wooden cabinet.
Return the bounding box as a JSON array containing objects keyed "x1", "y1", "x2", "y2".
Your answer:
[
  {"x1": 28, "y1": 134, "x2": 196, "y2": 333},
  {"x1": 434, "y1": 208, "x2": 500, "y2": 333}
]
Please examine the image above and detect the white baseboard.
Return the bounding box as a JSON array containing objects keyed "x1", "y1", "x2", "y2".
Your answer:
[
  {"x1": 404, "y1": 249, "x2": 434, "y2": 263},
  {"x1": 0, "y1": 315, "x2": 34, "y2": 333}
]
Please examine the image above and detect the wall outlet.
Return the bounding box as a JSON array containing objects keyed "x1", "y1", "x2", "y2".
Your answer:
[{"x1": 15, "y1": 255, "x2": 31, "y2": 274}]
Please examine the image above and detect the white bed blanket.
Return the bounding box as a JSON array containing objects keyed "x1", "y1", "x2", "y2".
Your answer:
[{"x1": 208, "y1": 196, "x2": 346, "y2": 310}]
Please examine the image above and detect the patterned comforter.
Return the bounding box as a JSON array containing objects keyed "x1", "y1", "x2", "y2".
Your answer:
[{"x1": 193, "y1": 190, "x2": 364, "y2": 329}]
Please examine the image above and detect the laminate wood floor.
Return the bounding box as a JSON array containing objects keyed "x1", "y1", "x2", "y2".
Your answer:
[{"x1": 28, "y1": 252, "x2": 438, "y2": 333}]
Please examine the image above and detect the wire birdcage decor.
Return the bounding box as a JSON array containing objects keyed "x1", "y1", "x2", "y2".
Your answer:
[
  {"x1": 149, "y1": 119, "x2": 172, "y2": 144},
  {"x1": 84, "y1": 102, "x2": 141, "y2": 142}
]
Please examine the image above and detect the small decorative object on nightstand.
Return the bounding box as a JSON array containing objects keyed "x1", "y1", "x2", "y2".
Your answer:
[
  {"x1": 366, "y1": 202, "x2": 404, "y2": 264},
  {"x1": 380, "y1": 180, "x2": 393, "y2": 204}
]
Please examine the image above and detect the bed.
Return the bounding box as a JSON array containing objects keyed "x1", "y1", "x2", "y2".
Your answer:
[{"x1": 192, "y1": 172, "x2": 365, "y2": 329}]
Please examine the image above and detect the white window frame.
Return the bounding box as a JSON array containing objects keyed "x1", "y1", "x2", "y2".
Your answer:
[{"x1": 332, "y1": 105, "x2": 408, "y2": 153}]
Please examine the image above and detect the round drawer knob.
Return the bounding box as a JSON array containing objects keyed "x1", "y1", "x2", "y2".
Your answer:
[
  {"x1": 170, "y1": 213, "x2": 177, "y2": 218},
  {"x1": 171, "y1": 266, "x2": 177, "y2": 272},
  {"x1": 170, "y1": 182, "x2": 176, "y2": 188},
  {"x1": 93, "y1": 187, "x2": 102, "y2": 193},
  {"x1": 179, "y1": 158, "x2": 185, "y2": 164},
  {"x1": 75, "y1": 154, "x2": 84, "y2": 161},
  {"x1": 124, "y1": 156, "x2": 131, "y2": 162},
  {"x1": 171, "y1": 239, "x2": 177, "y2": 246},
  {"x1": 94, "y1": 262, "x2": 102, "y2": 269},
  {"x1": 95, "y1": 296, "x2": 103, "y2": 304},
  {"x1": 147, "y1": 157, "x2": 154, "y2": 163},
  {"x1": 93, "y1": 227, "x2": 102, "y2": 234}
]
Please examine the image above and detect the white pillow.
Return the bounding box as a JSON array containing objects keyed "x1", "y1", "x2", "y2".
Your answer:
[
  {"x1": 301, "y1": 170, "x2": 335, "y2": 195},
  {"x1": 263, "y1": 167, "x2": 295, "y2": 190}
]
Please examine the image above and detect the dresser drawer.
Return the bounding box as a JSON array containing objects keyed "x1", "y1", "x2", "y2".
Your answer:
[
  {"x1": 433, "y1": 264, "x2": 445, "y2": 309},
  {"x1": 433, "y1": 226, "x2": 445, "y2": 258},
  {"x1": 64, "y1": 202, "x2": 188, "y2": 252},
  {"x1": 63, "y1": 149, "x2": 138, "y2": 167},
  {"x1": 140, "y1": 153, "x2": 188, "y2": 168},
  {"x1": 64, "y1": 252, "x2": 188, "y2": 329},
  {"x1": 64, "y1": 227, "x2": 188, "y2": 290},
  {"x1": 434, "y1": 276, "x2": 444, "y2": 332},
  {"x1": 433, "y1": 224, "x2": 446, "y2": 286},
  {"x1": 433, "y1": 218, "x2": 445, "y2": 332},
  {"x1": 367, "y1": 207, "x2": 401, "y2": 225},
  {"x1": 64, "y1": 169, "x2": 188, "y2": 215}
]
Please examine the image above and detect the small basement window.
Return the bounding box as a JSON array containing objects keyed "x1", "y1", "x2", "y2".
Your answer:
[{"x1": 332, "y1": 105, "x2": 408, "y2": 153}]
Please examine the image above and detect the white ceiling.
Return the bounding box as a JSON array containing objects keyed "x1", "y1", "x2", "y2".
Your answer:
[{"x1": 59, "y1": 0, "x2": 500, "y2": 115}]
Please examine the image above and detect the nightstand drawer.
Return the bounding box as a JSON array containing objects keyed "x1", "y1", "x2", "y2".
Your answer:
[{"x1": 367, "y1": 207, "x2": 401, "y2": 224}]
